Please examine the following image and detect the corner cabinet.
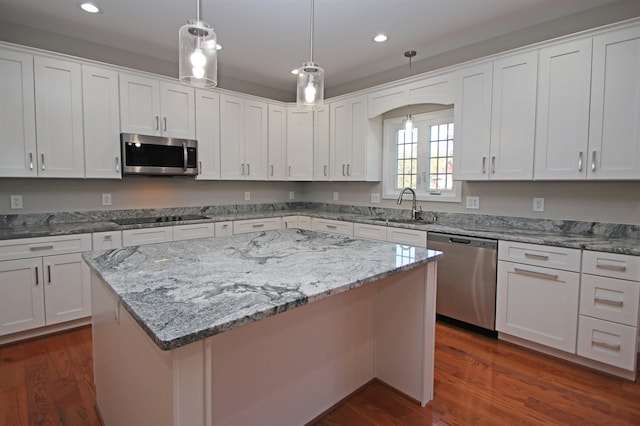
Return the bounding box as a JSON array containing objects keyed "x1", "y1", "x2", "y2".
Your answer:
[
  {"x1": 82, "y1": 65, "x2": 122, "y2": 179},
  {"x1": 329, "y1": 95, "x2": 381, "y2": 181},
  {"x1": 119, "y1": 73, "x2": 195, "y2": 139},
  {"x1": 287, "y1": 107, "x2": 314, "y2": 181},
  {"x1": 195, "y1": 89, "x2": 221, "y2": 180},
  {"x1": 219, "y1": 94, "x2": 268, "y2": 180}
]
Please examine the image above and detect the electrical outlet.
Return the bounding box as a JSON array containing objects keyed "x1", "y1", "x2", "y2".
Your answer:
[
  {"x1": 371, "y1": 193, "x2": 380, "y2": 203},
  {"x1": 102, "y1": 193, "x2": 112, "y2": 206},
  {"x1": 533, "y1": 197, "x2": 545, "y2": 212},
  {"x1": 333, "y1": 192, "x2": 339, "y2": 201},
  {"x1": 289, "y1": 191, "x2": 295, "y2": 200},
  {"x1": 465, "y1": 196, "x2": 479, "y2": 210},
  {"x1": 244, "y1": 191, "x2": 251, "y2": 201},
  {"x1": 10, "y1": 195, "x2": 23, "y2": 209}
]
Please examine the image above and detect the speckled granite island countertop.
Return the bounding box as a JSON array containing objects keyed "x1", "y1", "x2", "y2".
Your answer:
[{"x1": 83, "y1": 228, "x2": 440, "y2": 351}]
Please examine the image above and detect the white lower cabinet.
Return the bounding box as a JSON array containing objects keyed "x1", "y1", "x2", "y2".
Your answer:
[
  {"x1": 386, "y1": 227, "x2": 427, "y2": 248},
  {"x1": 92, "y1": 231, "x2": 123, "y2": 250},
  {"x1": 122, "y1": 227, "x2": 172, "y2": 247},
  {"x1": 215, "y1": 221, "x2": 233, "y2": 237},
  {"x1": 0, "y1": 234, "x2": 92, "y2": 338},
  {"x1": 311, "y1": 218, "x2": 354, "y2": 236},
  {"x1": 233, "y1": 218, "x2": 283, "y2": 234},
  {"x1": 353, "y1": 223, "x2": 387, "y2": 241},
  {"x1": 496, "y1": 241, "x2": 581, "y2": 353},
  {"x1": 173, "y1": 223, "x2": 215, "y2": 241},
  {"x1": 282, "y1": 216, "x2": 299, "y2": 229}
]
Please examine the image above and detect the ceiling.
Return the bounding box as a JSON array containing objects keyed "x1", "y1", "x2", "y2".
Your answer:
[{"x1": 0, "y1": 0, "x2": 623, "y2": 96}]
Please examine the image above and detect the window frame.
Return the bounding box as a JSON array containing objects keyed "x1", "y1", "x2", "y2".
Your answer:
[{"x1": 382, "y1": 109, "x2": 461, "y2": 203}]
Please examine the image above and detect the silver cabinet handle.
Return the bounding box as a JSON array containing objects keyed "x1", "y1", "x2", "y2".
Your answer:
[
  {"x1": 29, "y1": 152, "x2": 34, "y2": 170},
  {"x1": 347, "y1": 164, "x2": 351, "y2": 176},
  {"x1": 591, "y1": 338, "x2": 620, "y2": 351},
  {"x1": 324, "y1": 165, "x2": 327, "y2": 177},
  {"x1": 591, "y1": 150, "x2": 597, "y2": 172},
  {"x1": 524, "y1": 253, "x2": 549, "y2": 261},
  {"x1": 115, "y1": 157, "x2": 120, "y2": 172},
  {"x1": 155, "y1": 116, "x2": 159, "y2": 131},
  {"x1": 326, "y1": 225, "x2": 337, "y2": 229},
  {"x1": 103, "y1": 235, "x2": 112, "y2": 241},
  {"x1": 513, "y1": 267, "x2": 558, "y2": 281},
  {"x1": 252, "y1": 223, "x2": 265, "y2": 228},
  {"x1": 594, "y1": 296, "x2": 624, "y2": 307},
  {"x1": 482, "y1": 156, "x2": 486, "y2": 174},
  {"x1": 288, "y1": 165, "x2": 292, "y2": 177},
  {"x1": 241, "y1": 163, "x2": 245, "y2": 175},
  {"x1": 41, "y1": 154, "x2": 45, "y2": 171},
  {"x1": 578, "y1": 151, "x2": 583, "y2": 172},
  {"x1": 198, "y1": 161, "x2": 202, "y2": 174},
  {"x1": 47, "y1": 265, "x2": 52, "y2": 284},
  {"x1": 595, "y1": 263, "x2": 626, "y2": 272},
  {"x1": 163, "y1": 117, "x2": 167, "y2": 132},
  {"x1": 35, "y1": 266, "x2": 39, "y2": 286},
  {"x1": 30, "y1": 245, "x2": 54, "y2": 251},
  {"x1": 247, "y1": 163, "x2": 250, "y2": 175},
  {"x1": 491, "y1": 156, "x2": 496, "y2": 174},
  {"x1": 342, "y1": 164, "x2": 346, "y2": 176},
  {"x1": 270, "y1": 165, "x2": 274, "y2": 176},
  {"x1": 182, "y1": 142, "x2": 188, "y2": 171}
]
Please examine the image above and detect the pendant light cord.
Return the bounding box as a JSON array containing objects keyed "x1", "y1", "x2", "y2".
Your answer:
[
  {"x1": 196, "y1": 0, "x2": 201, "y2": 21},
  {"x1": 309, "y1": 0, "x2": 314, "y2": 62}
]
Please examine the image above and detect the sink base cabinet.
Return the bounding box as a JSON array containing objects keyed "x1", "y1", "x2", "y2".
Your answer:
[{"x1": 91, "y1": 262, "x2": 437, "y2": 425}]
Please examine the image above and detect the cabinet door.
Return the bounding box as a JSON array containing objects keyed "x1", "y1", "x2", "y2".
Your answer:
[
  {"x1": 496, "y1": 260, "x2": 579, "y2": 353},
  {"x1": 160, "y1": 81, "x2": 195, "y2": 139},
  {"x1": 588, "y1": 26, "x2": 640, "y2": 179},
  {"x1": 43, "y1": 253, "x2": 91, "y2": 325},
  {"x1": 534, "y1": 40, "x2": 592, "y2": 180},
  {"x1": 490, "y1": 52, "x2": 537, "y2": 180},
  {"x1": 244, "y1": 100, "x2": 268, "y2": 180},
  {"x1": 119, "y1": 73, "x2": 161, "y2": 136},
  {"x1": 34, "y1": 57, "x2": 85, "y2": 178},
  {"x1": 313, "y1": 106, "x2": 330, "y2": 180},
  {"x1": 83, "y1": 65, "x2": 122, "y2": 179},
  {"x1": 220, "y1": 94, "x2": 245, "y2": 179},
  {"x1": 0, "y1": 258, "x2": 45, "y2": 336},
  {"x1": 195, "y1": 89, "x2": 221, "y2": 180},
  {"x1": 346, "y1": 96, "x2": 368, "y2": 180},
  {"x1": 287, "y1": 108, "x2": 313, "y2": 181},
  {"x1": 329, "y1": 99, "x2": 351, "y2": 181},
  {"x1": 268, "y1": 104, "x2": 287, "y2": 180},
  {"x1": 452, "y1": 62, "x2": 493, "y2": 180},
  {"x1": 0, "y1": 49, "x2": 37, "y2": 177},
  {"x1": 92, "y1": 231, "x2": 123, "y2": 250}
]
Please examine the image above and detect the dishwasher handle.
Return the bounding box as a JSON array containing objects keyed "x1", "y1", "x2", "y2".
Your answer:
[
  {"x1": 449, "y1": 237, "x2": 471, "y2": 245},
  {"x1": 428, "y1": 232, "x2": 497, "y2": 249}
]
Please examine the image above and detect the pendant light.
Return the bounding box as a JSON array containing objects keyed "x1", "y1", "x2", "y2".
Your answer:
[
  {"x1": 297, "y1": 0, "x2": 324, "y2": 109},
  {"x1": 403, "y1": 50, "x2": 417, "y2": 135},
  {"x1": 179, "y1": 0, "x2": 217, "y2": 87}
]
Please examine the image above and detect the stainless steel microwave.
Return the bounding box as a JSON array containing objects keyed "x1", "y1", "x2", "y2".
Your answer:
[{"x1": 121, "y1": 133, "x2": 198, "y2": 176}]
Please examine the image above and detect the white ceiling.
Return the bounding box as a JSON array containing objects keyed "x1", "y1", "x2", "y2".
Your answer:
[{"x1": 0, "y1": 0, "x2": 622, "y2": 94}]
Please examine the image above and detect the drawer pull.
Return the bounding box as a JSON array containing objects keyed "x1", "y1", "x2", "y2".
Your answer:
[
  {"x1": 103, "y1": 235, "x2": 113, "y2": 241},
  {"x1": 252, "y1": 224, "x2": 265, "y2": 228},
  {"x1": 30, "y1": 245, "x2": 54, "y2": 251},
  {"x1": 47, "y1": 265, "x2": 52, "y2": 283},
  {"x1": 594, "y1": 296, "x2": 624, "y2": 307},
  {"x1": 595, "y1": 263, "x2": 626, "y2": 272},
  {"x1": 591, "y1": 338, "x2": 620, "y2": 351},
  {"x1": 513, "y1": 267, "x2": 558, "y2": 281},
  {"x1": 524, "y1": 253, "x2": 549, "y2": 261},
  {"x1": 326, "y1": 225, "x2": 338, "y2": 229},
  {"x1": 35, "y1": 266, "x2": 39, "y2": 286}
]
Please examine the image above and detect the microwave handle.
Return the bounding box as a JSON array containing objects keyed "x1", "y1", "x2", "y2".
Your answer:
[{"x1": 183, "y1": 142, "x2": 188, "y2": 172}]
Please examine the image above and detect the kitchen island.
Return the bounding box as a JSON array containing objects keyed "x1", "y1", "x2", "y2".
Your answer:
[{"x1": 83, "y1": 229, "x2": 440, "y2": 426}]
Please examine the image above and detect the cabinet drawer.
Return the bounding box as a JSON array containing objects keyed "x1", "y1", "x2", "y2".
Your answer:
[
  {"x1": 298, "y1": 216, "x2": 312, "y2": 230},
  {"x1": 282, "y1": 216, "x2": 299, "y2": 229},
  {"x1": 92, "y1": 231, "x2": 123, "y2": 250},
  {"x1": 353, "y1": 223, "x2": 386, "y2": 241},
  {"x1": 388, "y1": 228, "x2": 427, "y2": 248},
  {"x1": 577, "y1": 315, "x2": 637, "y2": 371},
  {"x1": 122, "y1": 227, "x2": 173, "y2": 247},
  {"x1": 311, "y1": 219, "x2": 354, "y2": 236},
  {"x1": 498, "y1": 241, "x2": 581, "y2": 271},
  {"x1": 580, "y1": 274, "x2": 640, "y2": 326},
  {"x1": 233, "y1": 218, "x2": 282, "y2": 234},
  {"x1": 582, "y1": 251, "x2": 640, "y2": 281},
  {"x1": 0, "y1": 234, "x2": 92, "y2": 261},
  {"x1": 173, "y1": 223, "x2": 215, "y2": 241},
  {"x1": 214, "y1": 221, "x2": 233, "y2": 237}
]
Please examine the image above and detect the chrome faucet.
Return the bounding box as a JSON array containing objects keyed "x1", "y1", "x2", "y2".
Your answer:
[{"x1": 397, "y1": 187, "x2": 421, "y2": 219}]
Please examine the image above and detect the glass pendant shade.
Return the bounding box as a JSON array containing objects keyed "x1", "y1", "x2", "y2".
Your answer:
[
  {"x1": 297, "y1": 61, "x2": 324, "y2": 108},
  {"x1": 179, "y1": 19, "x2": 217, "y2": 87}
]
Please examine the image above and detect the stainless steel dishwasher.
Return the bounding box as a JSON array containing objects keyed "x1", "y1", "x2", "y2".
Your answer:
[{"x1": 427, "y1": 232, "x2": 498, "y2": 331}]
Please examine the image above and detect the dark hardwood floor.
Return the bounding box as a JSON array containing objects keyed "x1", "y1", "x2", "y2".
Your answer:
[{"x1": 1, "y1": 321, "x2": 639, "y2": 425}]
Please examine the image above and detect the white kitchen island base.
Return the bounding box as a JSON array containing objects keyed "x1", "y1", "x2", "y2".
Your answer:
[{"x1": 91, "y1": 262, "x2": 437, "y2": 426}]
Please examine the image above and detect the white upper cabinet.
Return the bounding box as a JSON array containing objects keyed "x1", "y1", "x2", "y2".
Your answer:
[
  {"x1": 534, "y1": 39, "x2": 592, "y2": 180},
  {"x1": 34, "y1": 56, "x2": 85, "y2": 178},
  {"x1": 219, "y1": 94, "x2": 268, "y2": 180},
  {"x1": 286, "y1": 107, "x2": 313, "y2": 181},
  {"x1": 268, "y1": 104, "x2": 287, "y2": 181},
  {"x1": 452, "y1": 62, "x2": 493, "y2": 180},
  {"x1": 588, "y1": 26, "x2": 640, "y2": 179},
  {"x1": 119, "y1": 73, "x2": 195, "y2": 139},
  {"x1": 0, "y1": 49, "x2": 36, "y2": 177},
  {"x1": 489, "y1": 51, "x2": 537, "y2": 180},
  {"x1": 195, "y1": 89, "x2": 221, "y2": 180},
  {"x1": 83, "y1": 65, "x2": 121, "y2": 179},
  {"x1": 313, "y1": 105, "x2": 330, "y2": 180}
]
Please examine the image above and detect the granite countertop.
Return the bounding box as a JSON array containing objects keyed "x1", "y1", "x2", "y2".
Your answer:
[{"x1": 82, "y1": 229, "x2": 440, "y2": 351}]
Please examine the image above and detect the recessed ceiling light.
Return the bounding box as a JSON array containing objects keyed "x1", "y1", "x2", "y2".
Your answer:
[
  {"x1": 373, "y1": 34, "x2": 388, "y2": 43},
  {"x1": 80, "y1": 2, "x2": 100, "y2": 13}
]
